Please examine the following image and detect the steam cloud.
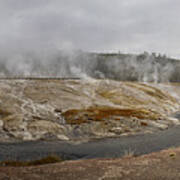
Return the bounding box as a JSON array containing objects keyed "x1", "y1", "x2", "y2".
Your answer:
[{"x1": 0, "y1": 49, "x2": 179, "y2": 82}]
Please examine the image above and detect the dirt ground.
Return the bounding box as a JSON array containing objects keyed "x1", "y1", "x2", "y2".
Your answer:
[{"x1": 0, "y1": 147, "x2": 180, "y2": 180}]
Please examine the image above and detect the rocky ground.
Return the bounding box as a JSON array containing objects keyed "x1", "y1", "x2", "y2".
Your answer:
[
  {"x1": 0, "y1": 79, "x2": 180, "y2": 142},
  {"x1": 0, "y1": 147, "x2": 180, "y2": 180}
]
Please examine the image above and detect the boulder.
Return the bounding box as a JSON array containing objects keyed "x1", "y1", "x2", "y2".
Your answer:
[
  {"x1": 2, "y1": 114, "x2": 24, "y2": 132},
  {"x1": 27, "y1": 120, "x2": 67, "y2": 140}
]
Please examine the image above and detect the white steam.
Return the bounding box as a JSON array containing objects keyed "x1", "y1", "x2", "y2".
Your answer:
[{"x1": 0, "y1": 49, "x2": 179, "y2": 82}]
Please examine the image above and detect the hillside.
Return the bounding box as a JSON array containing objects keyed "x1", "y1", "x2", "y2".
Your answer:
[{"x1": 0, "y1": 79, "x2": 180, "y2": 142}]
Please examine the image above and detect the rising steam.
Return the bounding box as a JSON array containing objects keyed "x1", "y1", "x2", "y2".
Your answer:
[{"x1": 0, "y1": 49, "x2": 179, "y2": 82}]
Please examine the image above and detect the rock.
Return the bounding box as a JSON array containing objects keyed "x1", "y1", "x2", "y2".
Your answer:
[
  {"x1": 149, "y1": 121, "x2": 168, "y2": 130},
  {"x1": 109, "y1": 127, "x2": 123, "y2": 134},
  {"x1": 22, "y1": 133, "x2": 33, "y2": 141},
  {"x1": 140, "y1": 121, "x2": 148, "y2": 126},
  {"x1": 2, "y1": 114, "x2": 33, "y2": 139},
  {"x1": 54, "y1": 109, "x2": 62, "y2": 113},
  {"x1": 0, "y1": 120, "x2": 3, "y2": 127},
  {"x1": 2, "y1": 114, "x2": 24, "y2": 131},
  {"x1": 168, "y1": 117, "x2": 180, "y2": 125},
  {"x1": 27, "y1": 120, "x2": 66, "y2": 139},
  {"x1": 57, "y1": 134, "x2": 69, "y2": 140}
]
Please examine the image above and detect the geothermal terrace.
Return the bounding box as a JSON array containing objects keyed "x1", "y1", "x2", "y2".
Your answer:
[{"x1": 0, "y1": 78, "x2": 180, "y2": 143}]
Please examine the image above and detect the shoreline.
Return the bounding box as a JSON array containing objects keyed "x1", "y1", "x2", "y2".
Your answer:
[{"x1": 0, "y1": 125, "x2": 180, "y2": 161}]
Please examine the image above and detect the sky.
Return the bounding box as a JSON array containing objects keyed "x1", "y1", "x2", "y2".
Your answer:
[{"x1": 0, "y1": 0, "x2": 180, "y2": 58}]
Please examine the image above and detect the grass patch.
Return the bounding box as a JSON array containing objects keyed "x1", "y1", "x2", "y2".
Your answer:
[
  {"x1": 123, "y1": 149, "x2": 135, "y2": 158},
  {"x1": 0, "y1": 155, "x2": 63, "y2": 167}
]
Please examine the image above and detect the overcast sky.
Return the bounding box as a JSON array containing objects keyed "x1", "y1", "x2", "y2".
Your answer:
[{"x1": 0, "y1": 0, "x2": 180, "y2": 58}]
